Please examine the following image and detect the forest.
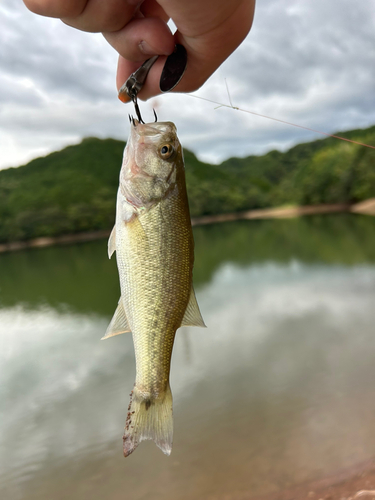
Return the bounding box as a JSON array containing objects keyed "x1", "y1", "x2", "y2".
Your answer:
[{"x1": 0, "y1": 125, "x2": 374, "y2": 243}]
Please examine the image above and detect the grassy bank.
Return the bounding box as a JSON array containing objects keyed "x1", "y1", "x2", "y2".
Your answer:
[{"x1": 1, "y1": 199, "x2": 374, "y2": 253}]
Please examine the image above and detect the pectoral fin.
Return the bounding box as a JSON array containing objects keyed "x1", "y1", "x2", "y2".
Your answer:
[
  {"x1": 122, "y1": 199, "x2": 136, "y2": 222},
  {"x1": 108, "y1": 226, "x2": 116, "y2": 259},
  {"x1": 180, "y1": 285, "x2": 206, "y2": 328},
  {"x1": 101, "y1": 298, "x2": 131, "y2": 339}
]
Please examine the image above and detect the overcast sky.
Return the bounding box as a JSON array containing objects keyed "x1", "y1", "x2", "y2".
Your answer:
[{"x1": 1, "y1": 0, "x2": 375, "y2": 170}]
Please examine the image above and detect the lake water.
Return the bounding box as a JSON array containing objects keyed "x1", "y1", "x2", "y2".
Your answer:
[{"x1": 1, "y1": 215, "x2": 375, "y2": 500}]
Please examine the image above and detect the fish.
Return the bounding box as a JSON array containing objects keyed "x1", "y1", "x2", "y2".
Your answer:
[{"x1": 102, "y1": 118, "x2": 206, "y2": 457}]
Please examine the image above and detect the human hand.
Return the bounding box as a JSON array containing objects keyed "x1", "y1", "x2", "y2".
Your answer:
[{"x1": 23, "y1": 0, "x2": 256, "y2": 101}]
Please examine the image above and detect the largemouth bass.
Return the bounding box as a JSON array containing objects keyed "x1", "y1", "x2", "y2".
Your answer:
[{"x1": 102, "y1": 119, "x2": 205, "y2": 457}]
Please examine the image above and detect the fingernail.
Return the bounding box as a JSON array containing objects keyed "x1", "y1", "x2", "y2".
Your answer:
[
  {"x1": 138, "y1": 40, "x2": 159, "y2": 56},
  {"x1": 159, "y1": 44, "x2": 187, "y2": 93},
  {"x1": 139, "y1": 40, "x2": 171, "y2": 57}
]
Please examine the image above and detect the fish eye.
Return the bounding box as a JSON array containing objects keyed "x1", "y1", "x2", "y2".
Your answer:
[{"x1": 159, "y1": 144, "x2": 174, "y2": 160}]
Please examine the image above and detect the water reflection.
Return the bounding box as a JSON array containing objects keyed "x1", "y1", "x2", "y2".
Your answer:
[
  {"x1": 1, "y1": 215, "x2": 375, "y2": 500},
  {"x1": 193, "y1": 214, "x2": 375, "y2": 285},
  {"x1": 1, "y1": 215, "x2": 375, "y2": 315},
  {"x1": 0, "y1": 240, "x2": 118, "y2": 315}
]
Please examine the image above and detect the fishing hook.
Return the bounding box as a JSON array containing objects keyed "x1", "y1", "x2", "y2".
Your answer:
[
  {"x1": 118, "y1": 45, "x2": 187, "y2": 124},
  {"x1": 118, "y1": 55, "x2": 159, "y2": 125},
  {"x1": 131, "y1": 95, "x2": 145, "y2": 124}
]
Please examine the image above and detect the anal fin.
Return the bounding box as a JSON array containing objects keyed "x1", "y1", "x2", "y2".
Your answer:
[
  {"x1": 101, "y1": 298, "x2": 131, "y2": 339},
  {"x1": 180, "y1": 285, "x2": 206, "y2": 328}
]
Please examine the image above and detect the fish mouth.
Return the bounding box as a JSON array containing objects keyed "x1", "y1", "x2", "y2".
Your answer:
[
  {"x1": 130, "y1": 120, "x2": 176, "y2": 139},
  {"x1": 128, "y1": 120, "x2": 178, "y2": 153}
]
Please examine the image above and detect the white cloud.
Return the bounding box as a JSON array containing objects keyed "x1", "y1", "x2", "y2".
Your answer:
[{"x1": 0, "y1": 0, "x2": 374, "y2": 169}]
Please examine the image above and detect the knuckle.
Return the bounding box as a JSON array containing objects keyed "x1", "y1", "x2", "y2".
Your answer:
[
  {"x1": 99, "y1": 7, "x2": 130, "y2": 33},
  {"x1": 67, "y1": 6, "x2": 131, "y2": 34},
  {"x1": 23, "y1": 0, "x2": 85, "y2": 18},
  {"x1": 23, "y1": 0, "x2": 48, "y2": 15}
]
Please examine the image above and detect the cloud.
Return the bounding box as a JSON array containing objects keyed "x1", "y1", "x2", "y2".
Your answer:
[
  {"x1": 0, "y1": 3, "x2": 115, "y2": 103},
  {"x1": 0, "y1": 0, "x2": 374, "y2": 169}
]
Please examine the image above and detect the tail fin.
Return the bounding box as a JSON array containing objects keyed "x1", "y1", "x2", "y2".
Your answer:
[{"x1": 123, "y1": 384, "x2": 173, "y2": 457}]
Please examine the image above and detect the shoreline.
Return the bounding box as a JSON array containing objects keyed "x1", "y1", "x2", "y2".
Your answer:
[
  {"x1": 1, "y1": 199, "x2": 374, "y2": 254},
  {"x1": 249, "y1": 457, "x2": 375, "y2": 500}
]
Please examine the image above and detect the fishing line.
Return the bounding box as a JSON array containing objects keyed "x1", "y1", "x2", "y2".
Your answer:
[{"x1": 187, "y1": 93, "x2": 375, "y2": 150}]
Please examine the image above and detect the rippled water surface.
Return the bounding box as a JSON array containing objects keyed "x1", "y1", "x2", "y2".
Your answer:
[{"x1": 1, "y1": 215, "x2": 375, "y2": 500}]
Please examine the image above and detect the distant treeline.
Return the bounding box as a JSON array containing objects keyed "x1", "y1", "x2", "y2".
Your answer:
[{"x1": 0, "y1": 125, "x2": 374, "y2": 243}]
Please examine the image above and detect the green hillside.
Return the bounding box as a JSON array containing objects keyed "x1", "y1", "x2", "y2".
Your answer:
[
  {"x1": 218, "y1": 125, "x2": 375, "y2": 207},
  {"x1": 0, "y1": 125, "x2": 374, "y2": 243}
]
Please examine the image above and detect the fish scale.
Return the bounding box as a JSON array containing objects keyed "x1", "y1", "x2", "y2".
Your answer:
[{"x1": 118, "y1": 190, "x2": 192, "y2": 386}]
